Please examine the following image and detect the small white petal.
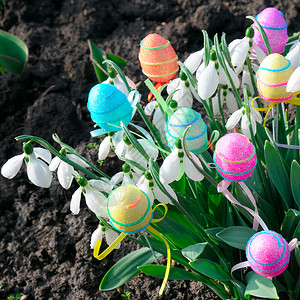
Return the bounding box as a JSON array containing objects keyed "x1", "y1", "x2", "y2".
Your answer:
[
  {"x1": 138, "y1": 181, "x2": 154, "y2": 206},
  {"x1": 242, "y1": 68, "x2": 254, "y2": 96},
  {"x1": 34, "y1": 147, "x2": 52, "y2": 164},
  {"x1": 49, "y1": 156, "x2": 61, "y2": 171},
  {"x1": 286, "y1": 43, "x2": 300, "y2": 70},
  {"x1": 159, "y1": 148, "x2": 180, "y2": 184},
  {"x1": 167, "y1": 78, "x2": 180, "y2": 94},
  {"x1": 153, "y1": 109, "x2": 166, "y2": 133},
  {"x1": 125, "y1": 146, "x2": 147, "y2": 170},
  {"x1": 110, "y1": 172, "x2": 124, "y2": 188},
  {"x1": 250, "y1": 114, "x2": 257, "y2": 137},
  {"x1": 89, "y1": 179, "x2": 111, "y2": 193},
  {"x1": 105, "y1": 227, "x2": 120, "y2": 249},
  {"x1": 250, "y1": 107, "x2": 263, "y2": 123},
  {"x1": 27, "y1": 155, "x2": 52, "y2": 188},
  {"x1": 225, "y1": 108, "x2": 243, "y2": 130},
  {"x1": 153, "y1": 183, "x2": 175, "y2": 204},
  {"x1": 90, "y1": 226, "x2": 103, "y2": 249},
  {"x1": 253, "y1": 44, "x2": 266, "y2": 64},
  {"x1": 172, "y1": 81, "x2": 193, "y2": 108},
  {"x1": 57, "y1": 160, "x2": 74, "y2": 189},
  {"x1": 98, "y1": 136, "x2": 111, "y2": 160},
  {"x1": 67, "y1": 154, "x2": 89, "y2": 168},
  {"x1": 197, "y1": 61, "x2": 219, "y2": 99},
  {"x1": 231, "y1": 37, "x2": 249, "y2": 67},
  {"x1": 122, "y1": 173, "x2": 136, "y2": 185},
  {"x1": 138, "y1": 139, "x2": 159, "y2": 160},
  {"x1": 184, "y1": 49, "x2": 204, "y2": 74},
  {"x1": 212, "y1": 94, "x2": 221, "y2": 115},
  {"x1": 183, "y1": 152, "x2": 204, "y2": 181},
  {"x1": 1, "y1": 154, "x2": 25, "y2": 179},
  {"x1": 114, "y1": 140, "x2": 126, "y2": 157},
  {"x1": 225, "y1": 91, "x2": 239, "y2": 114},
  {"x1": 144, "y1": 101, "x2": 157, "y2": 116},
  {"x1": 228, "y1": 38, "x2": 243, "y2": 53},
  {"x1": 241, "y1": 114, "x2": 251, "y2": 139},
  {"x1": 70, "y1": 187, "x2": 82, "y2": 214},
  {"x1": 286, "y1": 66, "x2": 300, "y2": 93},
  {"x1": 85, "y1": 187, "x2": 108, "y2": 218}
]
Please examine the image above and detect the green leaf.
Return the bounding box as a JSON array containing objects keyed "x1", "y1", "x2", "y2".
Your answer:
[
  {"x1": 244, "y1": 272, "x2": 279, "y2": 299},
  {"x1": 0, "y1": 29, "x2": 28, "y2": 75},
  {"x1": 138, "y1": 265, "x2": 199, "y2": 281},
  {"x1": 281, "y1": 209, "x2": 300, "y2": 241},
  {"x1": 206, "y1": 227, "x2": 225, "y2": 244},
  {"x1": 100, "y1": 247, "x2": 160, "y2": 291},
  {"x1": 217, "y1": 226, "x2": 256, "y2": 250},
  {"x1": 264, "y1": 141, "x2": 292, "y2": 208},
  {"x1": 106, "y1": 53, "x2": 127, "y2": 70},
  {"x1": 190, "y1": 259, "x2": 231, "y2": 282},
  {"x1": 88, "y1": 40, "x2": 108, "y2": 82},
  {"x1": 291, "y1": 160, "x2": 300, "y2": 209},
  {"x1": 181, "y1": 243, "x2": 208, "y2": 261}
]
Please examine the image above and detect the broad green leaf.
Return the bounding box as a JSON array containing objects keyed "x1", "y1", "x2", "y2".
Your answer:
[
  {"x1": 291, "y1": 160, "x2": 300, "y2": 209},
  {"x1": 0, "y1": 29, "x2": 28, "y2": 75},
  {"x1": 244, "y1": 272, "x2": 279, "y2": 299},
  {"x1": 264, "y1": 141, "x2": 292, "y2": 208},
  {"x1": 106, "y1": 53, "x2": 127, "y2": 70},
  {"x1": 138, "y1": 264, "x2": 199, "y2": 281},
  {"x1": 181, "y1": 243, "x2": 208, "y2": 262},
  {"x1": 206, "y1": 227, "x2": 225, "y2": 244},
  {"x1": 217, "y1": 226, "x2": 256, "y2": 250},
  {"x1": 88, "y1": 40, "x2": 108, "y2": 82},
  {"x1": 100, "y1": 247, "x2": 160, "y2": 291},
  {"x1": 190, "y1": 259, "x2": 232, "y2": 282},
  {"x1": 281, "y1": 209, "x2": 300, "y2": 241}
]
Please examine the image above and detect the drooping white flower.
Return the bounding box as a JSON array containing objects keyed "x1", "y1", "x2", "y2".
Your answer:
[
  {"x1": 144, "y1": 101, "x2": 166, "y2": 135},
  {"x1": 286, "y1": 66, "x2": 300, "y2": 93},
  {"x1": 212, "y1": 86, "x2": 238, "y2": 115},
  {"x1": 103, "y1": 75, "x2": 136, "y2": 97},
  {"x1": 226, "y1": 105, "x2": 262, "y2": 139},
  {"x1": 229, "y1": 36, "x2": 251, "y2": 67},
  {"x1": 286, "y1": 40, "x2": 300, "y2": 71},
  {"x1": 137, "y1": 173, "x2": 176, "y2": 205},
  {"x1": 184, "y1": 48, "x2": 204, "y2": 74},
  {"x1": 159, "y1": 147, "x2": 204, "y2": 184},
  {"x1": 167, "y1": 78, "x2": 193, "y2": 108},
  {"x1": 1, "y1": 145, "x2": 52, "y2": 188},
  {"x1": 110, "y1": 163, "x2": 138, "y2": 188},
  {"x1": 90, "y1": 224, "x2": 120, "y2": 249},
  {"x1": 70, "y1": 179, "x2": 111, "y2": 218},
  {"x1": 49, "y1": 153, "x2": 89, "y2": 190}
]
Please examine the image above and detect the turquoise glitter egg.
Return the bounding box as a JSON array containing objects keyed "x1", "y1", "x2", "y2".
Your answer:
[
  {"x1": 166, "y1": 107, "x2": 207, "y2": 155},
  {"x1": 87, "y1": 83, "x2": 133, "y2": 132}
]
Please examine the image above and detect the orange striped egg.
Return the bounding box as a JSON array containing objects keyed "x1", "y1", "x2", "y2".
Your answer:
[{"x1": 139, "y1": 33, "x2": 178, "y2": 82}]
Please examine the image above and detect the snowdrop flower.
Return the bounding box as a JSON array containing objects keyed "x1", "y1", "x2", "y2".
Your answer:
[
  {"x1": 286, "y1": 40, "x2": 300, "y2": 70},
  {"x1": 183, "y1": 48, "x2": 204, "y2": 74},
  {"x1": 226, "y1": 104, "x2": 262, "y2": 139},
  {"x1": 110, "y1": 163, "x2": 137, "y2": 188},
  {"x1": 49, "y1": 151, "x2": 89, "y2": 190},
  {"x1": 212, "y1": 85, "x2": 238, "y2": 115},
  {"x1": 70, "y1": 178, "x2": 111, "y2": 218},
  {"x1": 137, "y1": 171, "x2": 176, "y2": 205},
  {"x1": 286, "y1": 66, "x2": 300, "y2": 93},
  {"x1": 167, "y1": 77, "x2": 193, "y2": 108},
  {"x1": 144, "y1": 101, "x2": 166, "y2": 134},
  {"x1": 98, "y1": 132, "x2": 117, "y2": 160},
  {"x1": 1, "y1": 143, "x2": 52, "y2": 188},
  {"x1": 159, "y1": 140, "x2": 204, "y2": 184},
  {"x1": 90, "y1": 224, "x2": 120, "y2": 249}
]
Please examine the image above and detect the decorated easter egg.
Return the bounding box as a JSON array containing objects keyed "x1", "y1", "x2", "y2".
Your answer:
[
  {"x1": 166, "y1": 107, "x2": 207, "y2": 155},
  {"x1": 87, "y1": 83, "x2": 133, "y2": 132},
  {"x1": 253, "y1": 7, "x2": 288, "y2": 54},
  {"x1": 257, "y1": 53, "x2": 293, "y2": 102},
  {"x1": 107, "y1": 185, "x2": 152, "y2": 233},
  {"x1": 246, "y1": 230, "x2": 290, "y2": 277},
  {"x1": 213, "y1": 133, "x2": 257, "y2": 182},
  {"x1": 139, "y1": 33, "x2": 178, "y2": 82}
]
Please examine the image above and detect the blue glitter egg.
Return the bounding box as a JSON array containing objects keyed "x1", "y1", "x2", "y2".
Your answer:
[
  {"x1": 87, "y1": 83, "x2": 133, "y2": 132},
  {"x1": 166, "y1": 107, "x2": 207, "y2": 155}
]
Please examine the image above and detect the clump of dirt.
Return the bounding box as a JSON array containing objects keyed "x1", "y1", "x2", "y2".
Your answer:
[{"x1": 0, "y1": 0, "x2": 299, "y2": 299}]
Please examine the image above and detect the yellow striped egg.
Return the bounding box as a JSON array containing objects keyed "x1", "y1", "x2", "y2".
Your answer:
[
  {"x1": 257, "y1": 53, "x2": 293, "y2": 102},
  {"x1": 107, "y1": 185, "x2": 152, "y2": 233},
  {"x1": 139, "y1": 33, "x2": 178, "y2": 82}
]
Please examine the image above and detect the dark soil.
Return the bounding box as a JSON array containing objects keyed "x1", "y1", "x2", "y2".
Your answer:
[{"x1": 0, "y1": 1, "x2": 299, "y2": 299}]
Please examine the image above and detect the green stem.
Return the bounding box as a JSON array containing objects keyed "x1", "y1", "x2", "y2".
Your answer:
[{"x1": 217, "y1": 85, "x2": 226, "y2": 127}]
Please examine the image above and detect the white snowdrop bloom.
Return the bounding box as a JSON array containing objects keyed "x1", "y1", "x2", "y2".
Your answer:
[
  {"x1": 98, "y1": 136, "x2": 112, "y2": 160},
  {"x1": 144, "y1": 101, "x2": 166, "y2": 134},
  {"x1": 197, "y1": 60, "x2": 219, "y2": 100},
  {"x1": 137, "y1": 174, "x2": 176, "y2": 205},
  {"x1": 184, "y1": 48, "x2": 204, "y2": 74},
  {"x1": 286, "y1": 40, "x2": 300, "y2": 71},
  {"x1": 49, "y1": 153, "x2": 89, "y2": 190},
  {"x1": 103, "y1": 75, "x2": 136, "y2": 97},
  {"x1": 241, "y1": 67, "x2": 255, "y2": 96},
  {"x1": 1, "y1": 145, "x2": 52, "y2": 188},
  {"x1": 286, "y1": 66, "x2": 300, "y2": 93},
  {"x1": 226, "y1": 106, "x2": 262, "y2": 139},
  {"x1": 159, "y1": 147, "x2": 204, "y2": 184},
  {"x1": 251, "y1": 43, "x2": 266, "y2": 64},
  {"x1": 110, "y1": 169, "x2": 137, "y2": 189},
  {"x1": 90, "y1": 225, "x2": 120, "y2": 249},
  {"x1": 230, "y1": 36, "x2": 251, "y2": 67},
  {"x1": 212, "y1": 88, "x2": 238, "y2": 115},
  {"x1": 70, "y1": 179, "x2": 111, "y2": 218},
  {"x1": 167, "y1": 78, "x2": 193, "y2": 108},
  {"x1": 218, "y1": 62, "x2": 240, "y2": 88}
]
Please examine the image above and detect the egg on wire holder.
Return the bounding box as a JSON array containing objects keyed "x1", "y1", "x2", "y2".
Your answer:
[
  {"x1": 231, "y1": 230, "x2": 298, "y2": 278},
  {"x1": 93, "y1": 184, "x2": 171, "y2": 296}
]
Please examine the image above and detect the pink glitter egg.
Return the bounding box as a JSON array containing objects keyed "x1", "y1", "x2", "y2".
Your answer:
[
  {"x1": 246, "y1": 230, "x2": 290, "y2": 277},
  {"x1": 213, "y1": 133, "x2": 257, "y2": 182},
  {"x1": 253, "y1": 7, "x2": 288, "y2": 54}
]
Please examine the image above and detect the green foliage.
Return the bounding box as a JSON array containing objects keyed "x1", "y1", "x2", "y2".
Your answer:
[{"x1": 7, "y1": 294, "x2": 23, "y2": 300}]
